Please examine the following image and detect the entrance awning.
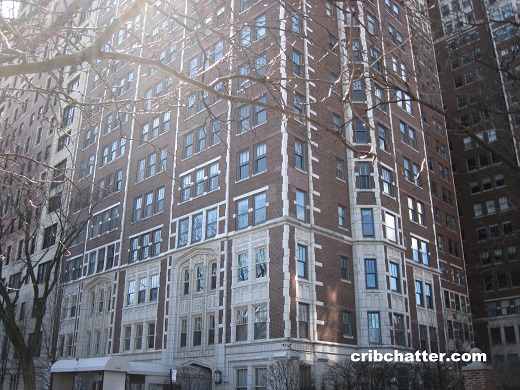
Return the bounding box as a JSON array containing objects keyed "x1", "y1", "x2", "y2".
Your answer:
[{"x1": 51, "y1": 356, "x2": 131, "y2": 373}]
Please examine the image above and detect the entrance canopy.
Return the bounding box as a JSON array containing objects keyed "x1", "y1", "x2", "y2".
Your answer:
[{"x1": 51, "y1": 356, "x2": 171, "y2": 375}]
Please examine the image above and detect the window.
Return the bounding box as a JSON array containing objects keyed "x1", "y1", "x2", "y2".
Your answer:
[
  {"x1": 382, "y1": 168, "x2": 394, "y2": 196},
  {"x1": 194, "y1": 169, "x2": 205, "y2": 197},
  {"x1": 293, "y1": 50, "x2": 303, "y2": 76},
  {"x1": 238, "y1": 253, "x2": 248, "y2": 282},
  {"x1": 237, "y1": 149, "x2": 249, "y2": 180},
  {"x1": 236, "y1": 368, "x2": 247, "y2": 390},
  {"x1": 127, "y1": 281, "x2": 135, "y2": 305},
  {"x1": 393, "y1": 314, "x2": 406, "y2": 346},
  {"x1": 206, "y1": 208, "x2": 218, "y2": 238},
  {"x1": 149, "y1": 275, "x2": 158, "y2": 301},
  {"x1": 370, "y1": 48, "x2": 381, "y2": 72},
  {"x1": 361, "y1": 209, "x2": 375, "y2": 237},
  {"x1": 191, "y1": 214, "x2": 203, "y2": 243},
  {"x1": 210, "y1": 121, "x2": 220, "y2": 145},
  {"x1": 254, "y1": 306, "x2": 267, "y2": 339},
  {"x1": 36, "y1": 261, "x2": 51, "y2": 284},
  {"x1": 333, "y1": 113, "x2": 342, "y2": 132},
  {"x1": 123, "y1": 326, "x2": 131, "y2": 351},
  {"x1": 178, "y1": 218, "x2": 189, "y2": 247},
  {"x1": 184, "y1": 132, "x2": 193, "y2": 157},
  {"x1": 255, "y1": 248, "x2": 268, "y2": 278},
  {"x1": 208, "y1": 314, "x2": 215, "y2": 345},
  {"x1": 354, "y1": 118, "x2": 367, "y2": 143},
  {"x1": 416, "y1": 281, "x2": 424, "y2": 306},
  {"x1": 180, "y1": 319, "x2": 187, "y2": 347},
  {"x1": 374, "y1": 85, "x2": 386, "y2": 112},
  {"x1": 236, "y1": 308, "x2": 248, "y2": 341},
  {"x1": 254, "y1": 143, "x2": 266, "y2": 174},
  {"x1": 252, "y1": 192, "x2": 267, "y2": 225},
  {"x1": 425, "y1": 283, "x2": 433, "y2": 309},
  {"x1": 296, "y1": 190, "x2": 306, "y2": 222},
  {"x1": 297, "y1": 244, "x2": 308, "y2": 279},
  {"x1": 338, "y1": 205, "x2": 347, "y2": 228},
  {"x1": 411, "y1": 237, "x2": 429, "y2": 265},
  {"x1": 342, "y1": 311, "x2": 353, "y2": 336},
  {"x1": 62, "y1": 106, "x2": 75, "y2": 126},
  {"x1": 368, "y1": 312, "x2": 381, "y2": 344},
  {"x1": 253, "y1": 96, "x2": 267, "y2": 126},
  {"x1": 208, "y1": 163, "x2": 219, "y2": 191},
  {"x1": 396, "y1": 90, "x2": 413, "y2": 114},
  {"x1": 294, "y1": 92, "x2": 304, "y2": 119},
  {"x1": 292, "y1": 10, "x2": 302, "y2": 35},
  {"x1": 352, "y1": 80, "x2": 365, "y2": 102},
  {"x1": 295, "y1": 139, "x2": 306, "y2": 170},
  {"x1": 329, "y1": 35, "x2": 338, "y2": 54},
  {"x1": 341, "y1": 256, "x2": 350, "y2": 281},
  {"x1": 359, "y1": 162, "x2": 371, "y2": 188},
  {"x1": 255, "y1": 52, "x2": 267, "y2": 75},
  {"x1": 42, "y1": 223, "x2": 57, "y2": 249},
  {"x1": 331, "y1": 73, "x2": 340, "y2": 94},
  {"x1": 386, "y1": 213, "x2": 397, "y2": 242},
  {"x1": 365, "y1": 259, "x2": 377, "y2": 288},
  {"x1": 148, "y1": 323, "x2": 155, "y2": 349},
  {"x1": 298, "y1": 303, "x2": 310, "y2": 338},
  {"x1": 237, "y1": 199, "x2": 249, "y2": 229},
  {"x1": 499, "y1": 196, "x2": 509, "y2": 211},
  {"x1": 180, "y1": 175, "x2": 191, "y2": 202},
  {"x1": 138, "y1": 278, "x2": 146, "y2": 304},
  {"x1": 193, "y1": 317, "x2": 202, "y2": 346},
  {"x1": 255, "y1": 367, "x2": 267, "y2": 389},
  {"x1": 367, "y1": 13, "x2": 377, "y2": 34},
  {"x1": 390, "y1": 262, "x2": 400, "y2": 292},
  {"x1": 336, "y1": 158, "x2": 345, "y2": 180}
]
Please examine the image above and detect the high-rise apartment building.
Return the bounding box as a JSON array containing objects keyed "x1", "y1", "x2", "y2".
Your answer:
[
  {"x1": 430, "y1": 0, "x2": 520, "y2": 380},
  {"x1": 0, "y1": 0, "x2": 472, "y2": 388}
]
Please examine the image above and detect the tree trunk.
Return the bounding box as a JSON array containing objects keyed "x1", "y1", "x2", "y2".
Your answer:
[{"x1": 20, "y1": 355, "x2": 37, "y2": 390}]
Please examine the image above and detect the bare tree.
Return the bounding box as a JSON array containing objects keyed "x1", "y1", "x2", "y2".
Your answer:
[
  {"x1": 0, "y1": 129, "x2": 92, "y2": 388},
  {"x1": 326, "y1": 358, "x2": 464, "y2": 390},
  {"x1": 175, "y1": 365, "x2": 212, "y2": 390}
]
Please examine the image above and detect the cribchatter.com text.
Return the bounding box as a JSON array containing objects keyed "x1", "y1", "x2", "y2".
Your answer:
[{"x1": 351, "y1": 350, "x2": 487, "y2": 363}]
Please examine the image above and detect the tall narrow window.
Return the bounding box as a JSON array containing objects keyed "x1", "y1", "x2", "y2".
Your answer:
[
  {"x1": 193, "y1": 317, "x2": 202, "y2": 346},
  {"x1": 340, "y1": 256, "x2": 350, "y2": 281},
  {"x1": 338, "y1": 205, "x2": 347, "y2": 228},
  {"x1": 196, "y1": 266, "x2": 204, "y2": 292},
  {"x1": 365, "y1": 259, "x2": 377, "y2": 288},
  {"x1": 238, "y1": 253, "x2": 248, "y2": 282},
  {"x1": 255, "y1": 248, "x2": 268, "y2": 278},
  {"x1": 359, "y1": 162, "x2": 371, "y2": 188},
  {"x1": 254, "y1": 306, "x2": 267, "y2": 339},
  {"x1": 297, "y1": 244, "x2": 308, "y2": 279},
  {"x1": 254, "y1": 143, "x2": 266, "y2": 173},
  {"x1": 342, "y1": 311, "x2": 353, "y2": 336},
  {"x1": 390, "y1": 262, "x2": 400, "y2": 292},
  {"x1": 416, "y1": 280, "x2": 424, "y2": 306},
  {"x1": 296, "y1": 190, "x2": 306, "y2": 222},
  {"x1": 361, "y1": 209, "x2": 375, "y2": 237},
  {"x1": 237, "y1": 199, "x2": 249, "y2": 229},
  {"x1": 237, "y1": 149, "x2": 249, "y2": 180},
  {"x1": 298, "y1": 303, "x2": 310, "y2": 338},
  {"x1": 368, "y1": 312, "x2": 381, "y2": 344},
  {"x1": 206, "y1": 208, "x2": 218, "y2": 238},
  {"x1": 236, "y1": 309, "x2": 248, "y2": 341},
  {"x1": 295, "y1": 139, "x2": 306, "y2": 170},
  {"x1": 254, "y1": 192, "x2": 266, "y2": 224}
]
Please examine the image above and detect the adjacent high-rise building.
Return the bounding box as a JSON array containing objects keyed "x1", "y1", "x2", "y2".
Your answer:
[
  {"x1": 0, "y1": 0, "x2": 473, "y2": 388},
  {"x1": 430, "y1": 0, "x2": 520, "y2": 380}
]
